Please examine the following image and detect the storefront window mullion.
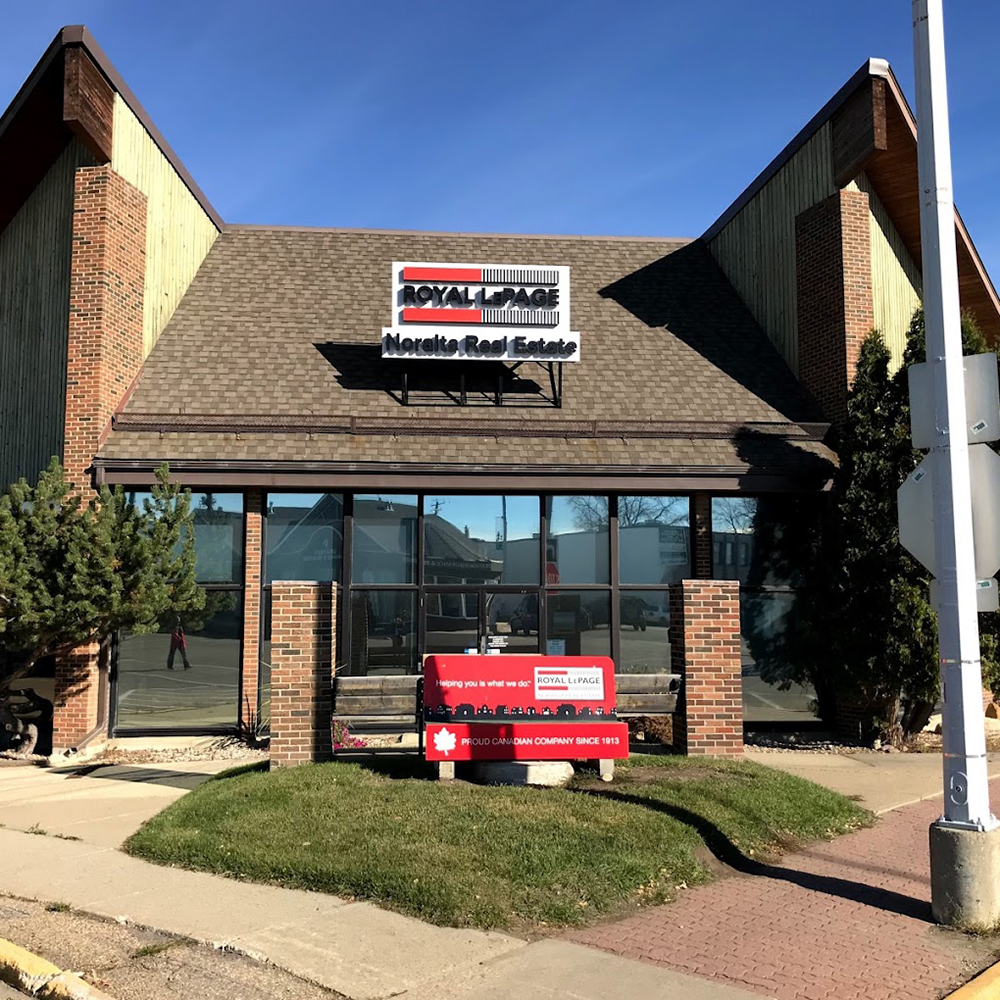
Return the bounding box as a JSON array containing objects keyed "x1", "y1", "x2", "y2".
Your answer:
[{"x1": 609, "y1": 494, "x2": 621, "y2": 670}]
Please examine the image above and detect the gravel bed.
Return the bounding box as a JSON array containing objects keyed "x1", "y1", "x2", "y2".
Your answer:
[
  {"x1": 744, "y1": 733, "x2": 883, "y2": 754},
  {"x1": 95, "y1": 737, "x2": 269, "y2": 766}
]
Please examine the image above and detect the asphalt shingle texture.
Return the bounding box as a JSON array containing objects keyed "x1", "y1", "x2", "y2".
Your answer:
[{"x1": 101, "y1": 228, "x2": 833, "y2": 473}]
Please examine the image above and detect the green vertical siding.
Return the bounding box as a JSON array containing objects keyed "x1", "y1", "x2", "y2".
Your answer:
[
  {"x1": 707, "y1": 124, "x2": 839, "y2": 374},
  {"x1": 0, "y1": 139, "x2": 95, "y2": 488},
  {"x1": 855, "y1": 172, "x2": 922, "y2": 368}
]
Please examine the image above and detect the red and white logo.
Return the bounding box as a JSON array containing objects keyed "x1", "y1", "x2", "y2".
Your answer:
[
  {"x1": 382, "y1": 261, "x2": 579, "y2": 362},
  {"x1": 533, "y1": 666, "x2": 605, "y2": 702}
]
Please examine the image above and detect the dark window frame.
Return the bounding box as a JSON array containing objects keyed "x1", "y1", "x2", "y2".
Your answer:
[{"x1": 336, "y1": 492, "x2": 695, "y2": 676}]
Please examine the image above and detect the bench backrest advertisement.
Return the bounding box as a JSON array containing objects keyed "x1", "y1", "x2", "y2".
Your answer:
[{"x1": 423, "y1": 655, "x2": 629, "y2": 762}]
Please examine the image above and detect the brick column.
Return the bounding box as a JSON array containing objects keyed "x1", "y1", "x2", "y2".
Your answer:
[
  {"x1": 240, "y1": 489, "x2": 264, "y2": 730},
  {"x1": 270, "y1": 583, "x2": 336, "y2": 766},
  {"x1": 64, "y1": 166, "x2": 147, "y2": 494},
  {"x1": 669, "y1": 579, "x2": 742, "y2": 755},
  {"x1": 54, "y1": 166, "x2": 147, "y2": 750},
  {"x1": 52, "y1": 642, "x2": 102, "y2": 749},
  {"x1": 795, "y1": 188, "x2": 873, "y2": 427},
  {"x1": 692, "y1": 494, "x2": 713, "y2": 578}
]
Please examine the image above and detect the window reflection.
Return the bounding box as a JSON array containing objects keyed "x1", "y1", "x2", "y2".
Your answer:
[
  {"x1": 546, "y1": 497, "x2": 609, "y2": 584},
  {"x1": 740, "y1": 591, "x2": 816, "y2": 722},
  {"x1": 127, "y1": 491, "x2": 244, "y2": 584},
  {"x1": 425, "y1": 590, "x2": 480, "y2": 655},
  {"x1": 618, "y1": 591, "x2": 672, "y2": 673},
  {"x1": 116, "y1": 594, "x2": 242, "y2": 729},
  {"x1": 424, "y1": 495, "x2": 539, "y2": 585},
  {"x1": 546, "y1": 591, "x2": 610, "y2": 657},
  {"x1": 352, "y1": 495, "x2": 418, "y2": 584},
  {"x1": 348, "y1": 591, "x2": 417, "y2": 675},
  {"x1": 266, "y1": 494, "x2": 343, "y2": 583},
  {"x1": 618, "y1": 496, "x2": 690, "y2": 584}
]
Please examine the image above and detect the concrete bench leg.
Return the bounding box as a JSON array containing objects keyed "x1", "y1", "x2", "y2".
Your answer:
[
  {"x1": 599, "y1": 759, "x2": 614, "y2": 782},
  {"x1": 438, "y1": 760, "x2": 455, "y2": 781}
]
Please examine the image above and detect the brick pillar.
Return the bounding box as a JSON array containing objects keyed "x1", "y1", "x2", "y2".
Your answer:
[
  {"x1": 241, "y1": 489, "x2": 264, "y2": 730},
  {"x1": 692, "y1": 493, "x2": 713, "y2": 577},
  {"x1": 270, "y1": 583, "x2": 336, "y2": 766},
  {"x1": 795, "y1": 188, "x2": 873, "y2": 427},
  {"x1": 54, "y1": 167, "x2": 146, "y2": 749},
  {"x1": 64, "y1": 166, "x2": 147, "y2": 494},
  {"x1": 52, "y1": 642, "x2": 102, "y2": 749},
  {"x1": 669, "y1": 579, "x2": 742, "y2": 755}
]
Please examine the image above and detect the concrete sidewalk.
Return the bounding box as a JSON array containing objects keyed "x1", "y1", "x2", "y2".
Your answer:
[
  {"x1": 0, "y1": 827, "x2": 760, "y2": 1000},
  {"x1": 0, "y1": 758, "x2": 233, "y2": 847},
  {"x1": 744, "y1": 748, "x2": 1000, "y2": 813},
  {"x1": 0, "y1": 750, "x2": 994, "y2": 999},
  {"x1": 0, "y1": 761, "x2": 760, "y2": 1000}
]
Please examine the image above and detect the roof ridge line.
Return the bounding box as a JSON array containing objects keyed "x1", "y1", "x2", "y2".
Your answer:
[{"x1": 222, "y1": 223, "x2": 698, "y2": 243}]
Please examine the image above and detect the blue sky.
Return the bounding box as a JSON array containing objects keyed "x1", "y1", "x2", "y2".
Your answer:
[{"x1": 4, "y1": 2, "x2": 999, "y2": 279}]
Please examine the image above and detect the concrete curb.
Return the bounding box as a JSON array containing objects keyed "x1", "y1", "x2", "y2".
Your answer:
[
  {"x1": 946, "y1": 959, "x2": 1000, "y2": 999},
  {"x1": 0, "y1": 937, "x2": 114, "y2": 999}
]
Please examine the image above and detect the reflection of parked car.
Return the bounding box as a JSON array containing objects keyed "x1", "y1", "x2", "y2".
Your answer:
[
  {"x1": 621, "y1": 597, "x2": 647, "y2": 632},
  {"x1": 643, "y1": 603, "x2": 670, "y2": 627},
  {"x1": 508, "y1": 596, "x2": 539, "y2": 636}
]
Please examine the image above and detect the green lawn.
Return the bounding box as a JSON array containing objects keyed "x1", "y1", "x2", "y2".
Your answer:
[{"x1": 125, "y1": 754, "x2": 871, "y2": 931}]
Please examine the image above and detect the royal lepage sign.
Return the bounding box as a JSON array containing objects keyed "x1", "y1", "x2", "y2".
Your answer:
[
  {"x1": 382, "y1": 262, "x2": 579, "y2": 362},
  {"x1": 423, "y1": 654, "x2": 628, "y2": 762}
]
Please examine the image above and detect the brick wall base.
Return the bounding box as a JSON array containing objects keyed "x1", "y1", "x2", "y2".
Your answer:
[
  {"x1": 270, "y1": 582, "x2": 336, "y2": 766},
  {"x1": 669, "y1": 579, "x2": 743, "y2": 755},
  {"x1": 52, "y1": 641, "x2": 107, "y2": 750},
  {"x1": 241, "y1": 489, "x2": 263, "y2": 731}
]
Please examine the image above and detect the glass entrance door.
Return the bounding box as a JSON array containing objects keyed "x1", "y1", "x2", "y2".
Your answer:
[
  {"x1": 422, "y1": 589, "x2": 539, "y2": 657},
  {"x1": 484, "y1": 591, "x2": 539, "y2": 654}
]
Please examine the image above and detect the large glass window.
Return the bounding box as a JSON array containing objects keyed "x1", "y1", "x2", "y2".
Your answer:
[
  {"x1": 424, "y1": 495, "x2": 539, "y2": 585},
  {"x1": 711, "y1": 495, "x2": 815, "y2": 723},
  {"x1": 266, "y1": 494, "x2": 343, "y2": 582},
  {"x1": 619, "y1": 496, "x2": 690, "y2": 584},
  {"x1": 546, "y1": 496, "x2": 609, "y2": 584},
  {"x1": 618, "y1": 591, "x2": 672, "y2": 673},
  {"x1": 340, "y1": 493, "x2": 699, "y2": 678},
  {"x1": 127, "y1": 491, "x2": 244, "y2": 584},
  {"x1": 546, "y1": 590, "x2": 611, "y2": 657},
  {"x1": 116, "y1": 594, "x2": 242, "y2": 729},
  {"x1": 348, "y1": 590, "x2": 418, "y2": 675},
  {"x1": 352, "y1": 495, "x2": 418, "y2": 584},
  {"x1": 116, "y1": 491, "x2": 245, "y2": 733}
]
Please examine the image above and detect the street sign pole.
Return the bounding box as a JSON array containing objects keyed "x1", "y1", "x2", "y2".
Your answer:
[
  {"x1": 913, "y1": 0, "x2": 1000, "y2": 928},
  {"x1": 912, "y1": 0, "x2": 995, "y2": 832}
]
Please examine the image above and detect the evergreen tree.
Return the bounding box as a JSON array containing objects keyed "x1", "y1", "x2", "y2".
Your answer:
[
  {"x1": 746, "y1": 308, "x2": 998, "y2": 742},
  {"x1": 0, "y1": 461, "x2": 204, "y2": 686}
]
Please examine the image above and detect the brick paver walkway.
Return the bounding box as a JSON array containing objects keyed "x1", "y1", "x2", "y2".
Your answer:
[{"x1": 568, "y1": 793, "x2": 999, "y2": 1000}]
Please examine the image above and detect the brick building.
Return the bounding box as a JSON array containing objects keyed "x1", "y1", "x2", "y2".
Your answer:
[{"x1": 2, "y1": 28, "x2": 998, "y2": 761}]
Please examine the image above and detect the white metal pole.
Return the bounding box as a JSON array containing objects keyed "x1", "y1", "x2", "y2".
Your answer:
[{"x1": 912, "y1": 0, "x2": 996, "y2": 830}]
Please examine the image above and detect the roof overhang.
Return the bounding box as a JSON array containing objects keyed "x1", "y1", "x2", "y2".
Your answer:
[{"x1": 91, "y1": 456, "x2": 834, "y2": 494}]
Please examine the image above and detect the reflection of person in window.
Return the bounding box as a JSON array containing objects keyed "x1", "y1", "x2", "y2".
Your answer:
[{"x1": 167, "y1": 617, "x2": 192, "y2": 670}]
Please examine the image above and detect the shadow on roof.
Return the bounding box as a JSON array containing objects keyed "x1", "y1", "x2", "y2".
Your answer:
[
  {"x1": 315, "y1": 342, "x2": 559, "y2": 407},
  {"x1": 598, "y1": 241, "x2": 822, "y2": 422}
]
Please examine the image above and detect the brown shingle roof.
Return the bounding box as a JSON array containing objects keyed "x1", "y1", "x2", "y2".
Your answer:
[{"x1": 99, "y1": 227, "x2": 834, "y2": 481}]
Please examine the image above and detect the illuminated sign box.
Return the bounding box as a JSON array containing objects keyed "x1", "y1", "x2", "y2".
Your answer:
[{"x1": 382, "y1": 261, "x2": 580, "y2": 362}]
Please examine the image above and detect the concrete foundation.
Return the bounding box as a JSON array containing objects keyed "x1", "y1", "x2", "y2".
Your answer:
[
  {"x1": 472, "y1": 761, "x2": 574, "y2": 787},
  {"x1": 929, "y1": 821, "x2": 1000, "y2": 928}
]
